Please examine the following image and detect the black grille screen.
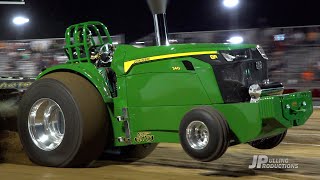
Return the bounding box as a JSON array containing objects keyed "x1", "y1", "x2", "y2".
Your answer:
[{"x1": 194, "y1": 48, "x2": 268, "y2": 103}]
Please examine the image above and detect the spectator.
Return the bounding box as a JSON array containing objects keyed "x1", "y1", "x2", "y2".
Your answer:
[
  {"x1": 301, "y1": 66, "x2": 315, "y2": 81},
  {"x1": 292, "y1": 28, "x2": 306, "y2": 44},
  {"x1": 306, "y1": 27, "x2": 319, "y2": 44}
]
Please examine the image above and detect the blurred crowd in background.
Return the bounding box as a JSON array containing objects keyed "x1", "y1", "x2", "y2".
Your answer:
[
  {"x1": 0, "y1": 39, "x2": 66, "y2": 77},
  {"x1": 1, "y1": 26, "x2": 320, "y2": 89},
  {"x1": 256, "y1": 26, "x2": 320, "y2": 88},
  {"x1": 0, "y1": 35, "x2": 125, "y2": 78}
]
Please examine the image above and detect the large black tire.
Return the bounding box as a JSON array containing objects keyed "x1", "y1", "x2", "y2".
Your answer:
[
  {"x1": 249, "y1": 130, "x2": 287, "y2": 149},
  {"x1": 18, "y1": 72, "x2": 109, "y2": 167},
  {"x1": 179, "y1": 106, "x2": 229, "y2": 162},
  {"x1": 101, "y1": 143, "x2": 158, "y2": 162}
]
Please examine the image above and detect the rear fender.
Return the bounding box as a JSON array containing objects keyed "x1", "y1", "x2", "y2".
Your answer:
[{"x1": 37, "y1": 63, "x2": 112, "y2": 103}]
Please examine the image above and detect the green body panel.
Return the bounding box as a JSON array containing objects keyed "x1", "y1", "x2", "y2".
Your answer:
[
  {"x1": 126, "y1": 66, "x2": 210, "y2": 106},
  {"x1": 127, "y1": 92, "x2": 312, "y2": 144},
  {"x1": 111, "y1": 76, "x2": 129, "y2": 143},
  {"x1": 192, "y1": 59, "x2": 224, "y2": 104},
  {"x1": 111, "y1": 43, "x2": 256, "y2": 75},
  {"x1": 37, "y1": 21, "x2": 313, "y2": 147},
  {"x1": 124, "y1": 57, "x2": 223, "y2": 104},
  {"x1": 120, "y1": 43, "x2": 256, "y2": 62},
  {"x1": 214, "y1": 91, "x2": 313, "y2": 142},
  {"x1": 37, "y1": 63, "x2": 112, "y2": 103}
]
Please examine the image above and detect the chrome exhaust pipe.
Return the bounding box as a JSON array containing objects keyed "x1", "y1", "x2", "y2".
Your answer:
[{"x1": 147, "y1": 0, "x2": 169, "y2": 46}]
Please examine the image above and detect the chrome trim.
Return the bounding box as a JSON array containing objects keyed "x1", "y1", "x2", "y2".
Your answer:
[
  {"x1": 249, "y1": 84, "x2": 262, "y2": 103},
  {"x1": 257, "y1": 45, "x2": 268, "y2": 60}
]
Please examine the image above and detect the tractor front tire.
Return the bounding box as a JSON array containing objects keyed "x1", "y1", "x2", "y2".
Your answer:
[
  {"x1": 18, "y1": 72, "x2": 109, "y2": 167},
  {"x1": 249, "y1": 130, "x2": 287, "y2": 149},
  {"x1": 179, "y1": 106, "x2": 229, "y2": 162}
]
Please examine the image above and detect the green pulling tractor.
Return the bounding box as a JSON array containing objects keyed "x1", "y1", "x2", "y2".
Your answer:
[{"x1": 17, "y1": 0, "x2": 312, "y2": 167}]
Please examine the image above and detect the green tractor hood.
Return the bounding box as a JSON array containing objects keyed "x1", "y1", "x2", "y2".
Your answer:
[{"x1": 112, "y1": 43, "x2": 257, "y2": 75}]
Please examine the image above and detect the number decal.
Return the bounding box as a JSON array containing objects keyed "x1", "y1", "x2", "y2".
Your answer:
[{"x1": 172, "y1": 67, "x2": 181, "y2": 71}]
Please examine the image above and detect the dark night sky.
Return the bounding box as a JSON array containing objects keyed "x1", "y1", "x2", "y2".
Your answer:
[{"x1": 0, "y1": 0, "x2": 319, "y2": 42}]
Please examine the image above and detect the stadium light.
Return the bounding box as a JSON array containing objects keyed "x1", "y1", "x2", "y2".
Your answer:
[
  {"x1": 223, "y1": 0, "x2": 239, "y2": 8},
  {"x1": 227, "y1": 36, "x2": 243, "y2": 44},
  {"x1": 12, "y1": 16, "x2": 29, "y2": 25},
  {"x1": 0, "y1": 1, "x2": 25, "y2": 5}
]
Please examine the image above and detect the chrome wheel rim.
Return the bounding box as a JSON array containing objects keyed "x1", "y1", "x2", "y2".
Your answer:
[
  {"x1": 28, "y1": 98, "x2": 65, "y2": 151},
  {"x1": 186, "y1": 121, "x2": 209, "y2": 150}
]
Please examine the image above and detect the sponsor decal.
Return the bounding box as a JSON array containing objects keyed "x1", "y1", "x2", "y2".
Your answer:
[
  {"x1": 0, "y1": 82, "x2": 33, "y2": 89},
  {"x1": 134, "y1": 132, "x2": 154, "y2": 143}
]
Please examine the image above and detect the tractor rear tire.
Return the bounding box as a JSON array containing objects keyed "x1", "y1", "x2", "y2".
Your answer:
[
  {"x1": 179, "y1": 106, "x2": 229, "y2": 162},
  {"x1": 18, "y1": 72, "x2": 109, "y2": 167},
  {"x1": 249, "y1": 130, "x2": 287, "y2": 149},
  {"x1": 101, "y1": 143, "x2": 158, "y2": 162}
]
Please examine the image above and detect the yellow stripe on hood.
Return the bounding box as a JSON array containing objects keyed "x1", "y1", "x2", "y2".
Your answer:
[{"x1": 124, "y1": 51, "x2": 218, "y2": 73}]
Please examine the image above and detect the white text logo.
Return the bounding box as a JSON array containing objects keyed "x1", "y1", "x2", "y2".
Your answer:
[{"x1": 249, "y1": 155, "x2": 298, "y2": 169}]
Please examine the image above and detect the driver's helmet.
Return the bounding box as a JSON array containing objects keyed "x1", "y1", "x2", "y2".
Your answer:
[
  {"x1": 85, "y1": 30, "x2": 93, "y2": 45},
  {"x1": 75, "y1": 29, "x2": 93, "y2": 46}
]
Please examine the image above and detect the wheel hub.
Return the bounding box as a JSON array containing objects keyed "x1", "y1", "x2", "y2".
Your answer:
[
  {"x1": 28, "y1": 98, "x2": 65, "y2": 151},
  {"x1": 186, "y1": 121, "x2": 209, "y2": 150}
]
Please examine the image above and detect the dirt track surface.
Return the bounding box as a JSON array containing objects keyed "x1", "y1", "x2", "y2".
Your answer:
[{"x1": 0, "y1": 111, "x2": 320, "y2": 180}]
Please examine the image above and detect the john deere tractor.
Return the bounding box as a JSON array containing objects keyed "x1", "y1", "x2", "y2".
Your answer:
[{"x1": 17, "y1": 0, "x2": 312, "y2": 167}]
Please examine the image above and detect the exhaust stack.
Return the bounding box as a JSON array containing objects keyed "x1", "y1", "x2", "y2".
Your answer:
[{"x1": 147, "y1": 0, "x2": 169, "y2": 46}]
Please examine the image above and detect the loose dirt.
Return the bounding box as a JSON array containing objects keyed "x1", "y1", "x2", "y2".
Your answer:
[{"x1": 0, "y1": 110, "x2": 319, "y2": 180}]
